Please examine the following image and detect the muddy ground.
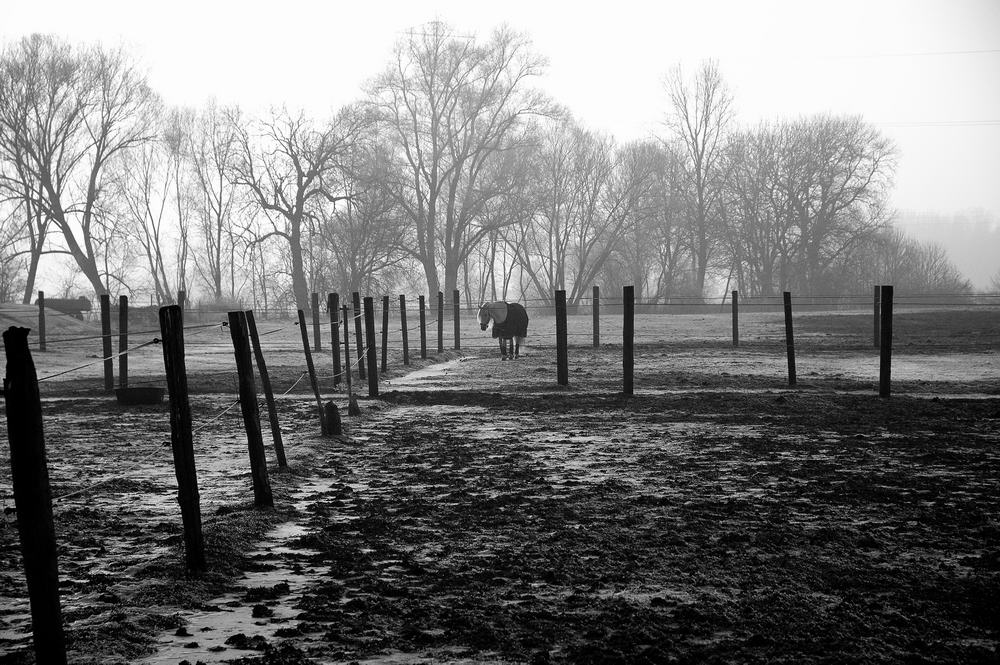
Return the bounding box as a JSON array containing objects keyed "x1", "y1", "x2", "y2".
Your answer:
[{"x1": 1, "y1": 306, "x2": 998, "y2": 664}]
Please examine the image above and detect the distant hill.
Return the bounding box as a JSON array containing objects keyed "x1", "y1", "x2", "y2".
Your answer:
[{"x1": 895, "y1": 209, "x2": 1000, "y2": 291}]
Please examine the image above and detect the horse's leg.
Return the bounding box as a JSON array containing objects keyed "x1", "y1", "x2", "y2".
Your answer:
[
  {"x1": 514, "y1": 338, "x2": 519, "y2": 359},
  {"x1": 499, "y1": 337, "x2": 507, "y2": 360}
]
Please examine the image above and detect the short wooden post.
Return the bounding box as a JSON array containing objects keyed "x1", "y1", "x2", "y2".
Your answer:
[
  {"x1": 381, "y1": 295, "x2": 390, "y2": 373},
  {"x1": 731, "y1": 290, "x2": 740, "y2": 347},
  {"x1": 100, "y1": 294, "x2": 113, "y2": 392},
  {"x1": 246, "y1": 310, "x2": 286, "y2": 468},
  {"x1": 453, "y1": 289, "x2": 461, "y2": 350},
  {"x1": 783, "y1": 291, "x2": 796, "y2": 387},
  {"x1": 352, "y1": 292, "x2": 366, "y2": 380},
  {"x1": 399, "y1": 295, "x2": 410, "y2": 366},
  {"x1": 298, "y1": 309, "x2": 327, "y2": 435},
  {"x1": 437, "y1": 291, "x2": 444, "y2": 354},
  {"x1": 873, "y1": 285, "x2": 881, "y2": 349},
  {"x1": 623, "y1": 285, "x2": 634, "y2": 395},
  {"x1": 592, "y1": 285, "x2": 600, "y2": 348},
  {"x1": 879, "y1": 285, "x2": 894, "y2": 398},
  {"x1": 158, "y1": 305, "x2": 206, "y2": 573},
  {"x1": 228, "y1": 311, "x2": 273, "y2": 508},
  {"x1": 37, "y1": 291, "x2": 46, "y2": 352},
  {"x1": 311, "y1": 292, "x2": 321, "y2": 352},
  {"x1": 118, "y1": 295, "x2": 129, "y2": 389},
  {"x1": 364, "y1": 297, "x2": 379, "y2": 398},
  {"x1": 556, "y1": 289, "x2": 568, "y2": 386},
  {"x1": 2, "y1": 326, "x2": 68, "y2": 664},
  {"x1": 419, "y1": 295, "x2": 427, "y2": 359},
  {"x1": 341, "y1": 305, "x2": 353, "y2": 396},
  {"x1": 329, "y1": 293, "x2": 341, "y2": 387}
]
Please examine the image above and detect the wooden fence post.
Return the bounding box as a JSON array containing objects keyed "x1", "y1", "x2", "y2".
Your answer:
[
  {"x1": 228, "y1": 311, "x2": 274, "y2": 508},
  {"x1": 453, "y1": 289, "x2": 461, "y2": 351},
  {"x1": 732, "y1": 290, "x2": 740, "y2": 347},
  {"x1": 158, "y1": 306, "x2": 206, "y2": 573},
  {"x1": 2, "y1": 326, "x2": 68, "y2": 664},
  {"x1": 437, "y1": 291, "x2": 444, "y2": 354},
  {"x1": 311, "y1": 292, "x2": 321, "y2": 352},
  {"x1": 118, "y1": 295, "x2": 129, "y2": 389},
  {"x1": 100, "y1": 294, "x2": 113, "y2": 392},
  {"x1": 352, "y1": 292, "x2": 366, "y2": 380},
  {"x1": 623, "y1": 286, "x2": 634, "y2": 395},
  {"x1": 329, "y1": 293, "x2": 341, "y2": 387},
  {"x1": 381, "y1": 295, "x2": 390, "y2": 373},
  {"x1": 783, "y1": 291, "x2": 797, "y2": 387},
  {"x1": 419, "y1": 295, "x2": 427, "y2": 359},
  {"x1": 246, "y1": 310, "x2": 287, "y2": 468},
  {"x1": 298, "y1": 309, "x2": 327, "y2": 435},
  {"x1": 364, "y1": 297, "x2": 379, "y2": 398},
  {"x1": 400, "y1": 295, "x2": 410, "y2": 366},
  {"x1": 341, "y1": 305, "x2": 353, "y2": 396},
  {"x1": 592, "y1": 285, "x2": 600, "y2": 348},
  {"x1": 873, "y1": 284, "x2": 881, "y2": 349},
  {"x1": 879, "y1": 285, "x2": 894, "y2": 398},
  {"x1": 556, "y1": 290, "x2": 568, "y2": 386},
  {"x1": 37, "y1": 291, "x2": 46, "y2": 352}
]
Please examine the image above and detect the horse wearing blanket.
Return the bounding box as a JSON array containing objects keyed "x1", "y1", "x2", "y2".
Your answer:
[{"x1": 478, "y1": 301, "x2": 529, "y2": 360}]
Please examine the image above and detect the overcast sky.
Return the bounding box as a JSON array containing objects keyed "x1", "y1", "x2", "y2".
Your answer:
[{"x1": 3, "y1": 0, "x2": 999, "y2": 282}]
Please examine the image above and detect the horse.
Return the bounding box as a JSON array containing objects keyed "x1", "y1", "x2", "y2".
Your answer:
[{"x1": 477, "y1": 301, "x2": 529, "y2": 360}]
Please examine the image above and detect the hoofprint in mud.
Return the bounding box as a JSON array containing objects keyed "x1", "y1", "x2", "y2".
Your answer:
[{"x1": 0, "y1": 307, "x2": 997, "y2": 664}]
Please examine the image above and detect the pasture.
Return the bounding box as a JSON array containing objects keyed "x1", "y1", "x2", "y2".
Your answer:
[{"x1": 1, "y1": 302, "x2": 998, "y2": 664}]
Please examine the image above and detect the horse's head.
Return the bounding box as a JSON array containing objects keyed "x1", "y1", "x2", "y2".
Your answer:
[{"x1": 477, "y1": 303, "x2": 491, "y2": 331}]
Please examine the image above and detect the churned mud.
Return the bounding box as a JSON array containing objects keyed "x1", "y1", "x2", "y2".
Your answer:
[{"x1": 0, "y1": 308, "x2": 998, "y2": 664}]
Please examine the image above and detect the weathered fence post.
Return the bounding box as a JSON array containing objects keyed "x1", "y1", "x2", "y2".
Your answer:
[
  {"x1": 381, "y1": 295, "x2": 390, "y2": 373},
  {"x1": 556, "y1": 289, "x2": 568, "y2": 386},
  {"x1": 364, "y1": 297, "x2": 379, "y2": 398},
  {"x1": 341, "y1": 305, "x2": 353, "y2": 396},
  {"x1": 228, "y1": 311, "x2": 274, "y2": 508},
  {"x1": 873, "y1": 284, "x2": 881, "y2": 349},
  {"x1": 453, "y1": 289, "x2": 461, "y2": 350},
  {"x1": 246, "y1": 310, "x2": 287, "y2": 468},
  {"x1": 118, "y1": 295, "x2": 129, "y2": 389},
  {"x1": 419, "y1": 295, "x2": 427, "y2": 359},
  {"x1": 3, "y1": 327, "x2": 68, "y2": 664},
  {"x1": 311, "y1": 292, "x2": 321, "y2": 352},
  {"x1": 623, "y1": 286, "x2": 634, "y2": 395},
  {"x1": 158, "y1": 305, "x2": 206, "y2": 573},
  {"x1": 352, "y1": 292, "x2": 366, "y2": 380},
  {"x1": 783, "y1": 291, "x2": 797, "y2": 387},
  {"x1": 37, "y1": 291, "x2": 46, "y2": 352},
  {"x1": 100, "y1": 294, "x2": 113, "y2": 392},
  {"x1": 297, "y1": 309, "x2": 328, "y2": 435},
  {"x1": 731, "y1": 290, "x2": 740, "y2": 347},
  {"x1": 592, "y1": 285, "x2": 600, "y2": 348},
  {"x1": 879, "y1": 285, "x2": 894, "y2": 398},
  {"x1": 437, "y1": 291, "x2": 444, "y2": 354},
  {"x1": 400, "y1": 295, "x2": 410, "y2": 366},
  {"x1": 329, "y1": 293, "x2": 341, "y2": 387}
]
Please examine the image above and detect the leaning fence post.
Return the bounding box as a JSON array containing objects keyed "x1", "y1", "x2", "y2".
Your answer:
[
  {"x1": 419, "y1": 295, "x2": 427, "y2": 359},
  {"x1": 556, "y1": 289, "x2": 568, "y2": 386},
  {"x1": 246, "y1": 310, "x2": 287, "y2": 468},
  {"x1": 783, "y1": 291, "x2": 797, "y2": 387},
  {"x1": 623, "y1": 286, "x2": 634, "y2": 395},
  {"x1": 453, "y1": 289, "x2": 461, "y2": 350},
  {"x1": 381, "y1": 295, "x2": 390, "y2": 373},
  {"x1": 592, "y1": 285, "x2": 600, "y2": 348},
  {"x1": 158, "y1": 306, "x2": 206, "y2": 573},
  {"x1": 118, "y1": 295, "x2": 129, "y2": 389},
  {"x1": 311, "y1": 292, "x2": 321, "y2": 352},
  {"x1": 100, "y1": 294, "x2": 113, "y2": 392},
  {"x1": 329, "y1": 293, "x2": 341, "y2": 387},
  {"x1": 228, "y1": 311, "x2": 274, "y2": 508},
  {"x1": 298, "y1": 309, "x2": 328, "y2": 436},
  {"x1": 873, "y1": 284, "x2": 881, "y2": 349},
  {"x1": 37, "y1": 291, "x2": 46, "y2": 352},
  {"x1": 352, "y1": 292, "x2": 366, "y2": 380},
  {"x1": 399, "y1": 295, "x2": 410, "y2": 366},
  {"x1": 3, "y1": 326, "x2": 68, "y2": 664},
  {"x1": 879, "y1": 285, "x2": 894, "y2": 398},
  {"x1": 437, "y1": 291, "x2": 444, "y2": 354},
  {"x1": 364, "y1": 297, "x2": 379, "y2": 398},
  {"x1": 732, "y1": 290, "x2": 740, "y2": 347}
]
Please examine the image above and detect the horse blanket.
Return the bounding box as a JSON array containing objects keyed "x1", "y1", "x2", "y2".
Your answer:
[{"x1": 488, "y1": 302, "x2": 529, "y2": 340}]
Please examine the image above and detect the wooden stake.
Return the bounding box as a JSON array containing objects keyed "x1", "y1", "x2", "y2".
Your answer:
[
  {"x1": 623, "y1": 286, "x2": 634, "y2": 395},
  {"x1": 399, "y1": 295, "x2": 410, "y2": 366},
  {"x1": 419, "y1": 295, "x2": 427, "y2": 359},
  {"x1": 246, "y1": 310, "x2": 286, "y2": 468},
  {"x1": 311, "y1": 292, "x2": 321, "y2": 352},
  {"x1": 100, "y1": 294, "x2": 113, "y2": 392},
  {"x1": 453, "y1": 289, "x2": 461, "y2": 350},
  {"x1": 381, "y1": 295, "x2": 390, "y2": 373},
  {"x1": 731, "y1": 290, "x2": 740, "y2": 347},
  {"x1": 342, "y1": 305, "x2": 353, "y2": 397},
  {"x1": 783, "y1": 291, "x2": 796, "y2": 387},
  {"x1": 879, "y1": 285, "x2": 894, "y2": 398},
  {"x1": 37, "y1": 291, "x2": 46, "y2": 352},
  {"x1": 228, "y1": 311, "x2": 273, "y2": 508},
  {"x1": 118, "y1": 295, "x2": 129, "y2": 388},
  {"x1": 364, "y1": 297, "x2": 379, "y2": 398},
  {"x1": 329, "y1": 293, "x2": 341, "y2": 387},
  {"x1": 2, "y1": 326, "x2": 68, "y2": 664},
  {"x1": 298, "y1": 309, "x2": 327, "y2": 436},
  {"x1": 352, "y1": 292, "x2": 366, "y2": 380},
  {"x1": 437, "y1": 291, "x2": 444, "y2": 354},
  {"x1": 556, "y1": 289, "x2": 568, "y2": 386},
  {"x1": 592, "y1": 285, "x2": 600, "y2": 348}
]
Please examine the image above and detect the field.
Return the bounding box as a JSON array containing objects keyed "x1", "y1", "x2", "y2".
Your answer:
[{"x1": 1, "y1": 303, "x2": 998, "y2": 664}]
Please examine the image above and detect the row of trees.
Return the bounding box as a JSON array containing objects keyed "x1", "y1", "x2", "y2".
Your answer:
[{"x1": 0, "y1": 24, "x2": 974, "y2": 311}]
